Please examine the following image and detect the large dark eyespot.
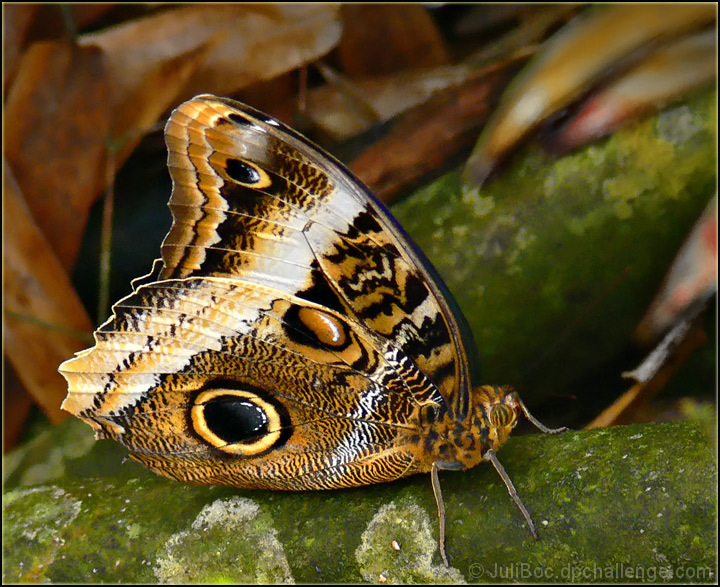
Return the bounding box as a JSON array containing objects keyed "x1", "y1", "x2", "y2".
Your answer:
[
  {"x1": 203, "y1": 395, "x2": 268, "y2": 444},
  {"x1": 191, "y1": 386, "x2": 289, "y2": 456},
  {"x1": 226, "y1": 159, "x2": 262, "y2": 185}
]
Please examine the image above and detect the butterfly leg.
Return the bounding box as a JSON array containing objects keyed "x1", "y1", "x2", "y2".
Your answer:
[
  {"x1": 430, "y1": 460, "x2": 464, "y2": 566},
  {"x1": 430, "y1": 461, "x2": 449, "y2": 566},
  {"x1": 484, "y1": 448, "x2": 539, "y2": 540}
]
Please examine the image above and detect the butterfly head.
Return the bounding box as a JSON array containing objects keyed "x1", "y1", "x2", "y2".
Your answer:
[
  {"x1": 426, "y1": 384, "x2": 523, "y2": 470},
  {"x1": 473, "y1": 384, "x2": 522, "y2": 453}
]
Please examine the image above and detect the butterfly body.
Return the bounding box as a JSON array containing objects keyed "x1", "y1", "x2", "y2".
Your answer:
[{"x1": 60, "y1": 96, "x2": 562, "y2": 561}]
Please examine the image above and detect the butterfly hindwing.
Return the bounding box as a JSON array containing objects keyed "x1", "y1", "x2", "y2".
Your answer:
[{"x1": 61, "y1": 273, "x2": 447, "y2": 488}]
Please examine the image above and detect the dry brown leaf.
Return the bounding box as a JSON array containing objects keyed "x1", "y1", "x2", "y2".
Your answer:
[
  {"x1": 4, "y1": 40, "x2": 111, "y2": 269},
  {"x1": 465, "y1": 4, "x2": 716, "y2": 185},
  {"x1": 463, "y1": 5, "x2": 578, "y2": 67},
  {"x1": 66, "y1": 3, "x2": 117, "y2": 29},
  {"x1": 22, "y1": 4, "x2": 117, "y2": 40},
  {"x1": 235, "y1": 73, "x2": 300, "y2": 125},
  {"x1": 3, "y1": 4, "x2": 39, "y2": 91},
  {"x1": 338, "y1": 5, "x2": 450, "y2": 77},
  {"x1": 110, "y1": 43, "x2": 212, "y2": 164},
  {"x1": 349, "y1": 68, "x2": 515, "y2": 203},
  {"x1": 635, "y1": 195, "x2": 717, "y2": 344},
  {"x1": 4, "y1": 161, "x2": 94, "y2": 424},
  {"x1": 453, "y1": 4, "x2": 535, "y2": 37},
  {"x1": 308, "y1": 65, "x2": 472, "y2": 141},
  {"x1": 78, "y1": 4, "x2": 341, "y2": 107}
]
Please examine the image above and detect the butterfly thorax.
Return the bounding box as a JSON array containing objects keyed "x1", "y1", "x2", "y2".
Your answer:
[{"x1": 418, "y1": 385, "x2": 522, "y2": 471}]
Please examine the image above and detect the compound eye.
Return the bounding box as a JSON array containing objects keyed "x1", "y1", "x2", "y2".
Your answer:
[{"x1": 488, "y1": 403, "x2": 517, "y2": 430}]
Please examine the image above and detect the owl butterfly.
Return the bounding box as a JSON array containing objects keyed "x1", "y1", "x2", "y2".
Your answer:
[{"x1": 59, "y1": 95, "x2": 565, "y2": 565}]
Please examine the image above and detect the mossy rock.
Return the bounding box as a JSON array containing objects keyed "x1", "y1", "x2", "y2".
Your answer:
[
  {"x1": 393, "y1": 89, "x2": 716, "y2": 411},
  {"x1": 3, "y1": 410, "x2": 717, "y2": 583}
]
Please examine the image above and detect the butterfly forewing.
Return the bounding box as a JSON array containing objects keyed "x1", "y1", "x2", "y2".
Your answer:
[{"x1": 163, "y1": 96, "x2": 477, "y2": 404}]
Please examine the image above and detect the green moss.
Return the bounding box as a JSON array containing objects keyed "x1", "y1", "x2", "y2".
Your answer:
[
  {"x1": 439, "y1": 420, "x2": 716, "y2": 583},
  {"x1": 392, "y1": 89, "x2": 716, "y2": 404},
  {"x1": 154, "y1": 497, "x2": 293, "y2": 584},
  {"x1": 2, "y1": 486, "x2": 82, "y2": 583},
  {"x1": 355, "y1": 497, "x2": 465, "y2": 583},
  {"x1": 3, "y1": 418, "x2": 96, "y2": 488},
  {"x1": 2, "y1": 417, "x2": 716, "y2": 583}
]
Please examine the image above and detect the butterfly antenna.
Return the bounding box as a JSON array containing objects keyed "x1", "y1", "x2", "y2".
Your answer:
[{"x1": 517, "y1": 397, "x2": 568, "y2": 434}]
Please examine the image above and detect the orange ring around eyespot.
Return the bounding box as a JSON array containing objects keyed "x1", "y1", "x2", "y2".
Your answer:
[{"x1": 191, "y1": 388, "x2": 282, "y2": 456}]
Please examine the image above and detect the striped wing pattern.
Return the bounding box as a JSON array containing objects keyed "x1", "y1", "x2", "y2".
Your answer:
[{"x1": 59, "y1": 96, "x2": 479, "y2": 489}]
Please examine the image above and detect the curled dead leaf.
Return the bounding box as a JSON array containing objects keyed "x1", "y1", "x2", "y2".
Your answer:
[
  {"x1": 5, "y1": 40, "x2": 111, "y2": 269},
  {"x1": 78, "y1": 4, "x2": 342, "y2": 107},
  {"x1": 4, "y1": 161, "x2": 94, "y2": 423}
]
